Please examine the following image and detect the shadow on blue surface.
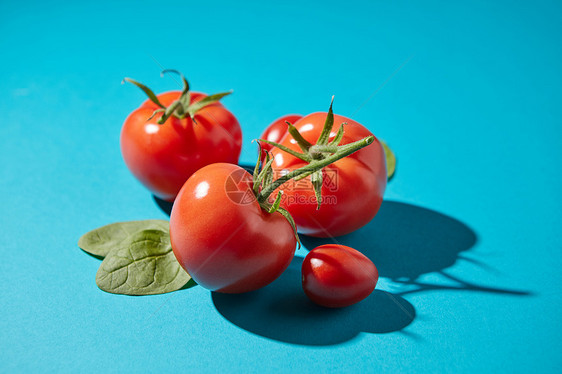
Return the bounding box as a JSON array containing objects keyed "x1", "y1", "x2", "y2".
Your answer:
[
  {"x1": 154, "y1": 185, "x2": 479, "y2": 282},
  {"x1": 154, "y1": 180, "x2": 530, "y2": 344},
  {"x1": 154, "y1": 195, "x2": 174, "y2": 215},
  {"x1": 79, "y1": 248, "x2": 105, "y2": 261},
  {"x1": 301, "y1": 200, "x2": 477, "y2": 280},
  {"x1": 212, "y1": 257, "x2": 415, "y2": 346},
  {"x1": 301, "y1": 201, "x2": 531, "y2": 297},
  {"x1": 212, "y1": 200, "x2": 530, "y2": 345}
]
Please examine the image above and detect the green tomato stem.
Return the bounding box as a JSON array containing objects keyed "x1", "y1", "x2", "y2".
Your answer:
[
  {"x1": 328, "y1": 122, "x2": 346, "y2": 146},
  {"x1": 123, "y1": 78, "x2": 165, "y2": 108},
  {"x1": 315, "y1": 96, "x2": 335, "y2": 145},
  {"x1": 257, "y1": 135, "x2": 374, "y2": 204},
  {"x1": 309, "y1": 144, "x2": 338, "y2": 155},
  {"x1": 158, "y1": 100, "x2": 182, "y2": 124},
  {"x1": 124, "y1": 70, "x2": 232, "y2": 124},
  {"x1": 286, "y1": 122, "x2": 312, "y2": 153},
  {"x1": 258, "y1": 139, "x2": 312, "y2": 162}
]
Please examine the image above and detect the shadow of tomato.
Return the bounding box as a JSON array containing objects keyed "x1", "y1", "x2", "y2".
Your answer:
[
  {"x1": 212, "y1": 257, "x2": 415, "y2": 346},
  {"x1": 301, "y1": 200, "x2": 478, "y2": 281}
]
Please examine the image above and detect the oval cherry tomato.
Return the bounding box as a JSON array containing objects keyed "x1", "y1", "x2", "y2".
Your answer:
[
  {"x1": 270, "y1": 112, "x2": 387, "y2": 237},
  {"x1": 169, "y1": 163, "x2": 296, "y2": 293},
  {"x1": 302, "y1": 244, "x2": 378, "y2": 308},
  {"x1": 260, "y1": 114, "x2": 302, "y2": 156},
  {"x1": 121, "y1": 90, "x2": 242, "y2": 202}
]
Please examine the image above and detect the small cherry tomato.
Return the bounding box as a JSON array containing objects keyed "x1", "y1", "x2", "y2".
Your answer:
[
  {"x1": 170, "y1": 163, "x2": 296, "y2": 293},
  {"x1": 120, "y1": 72, "x2": 242, "y2": 202},
  {"x1": 302, "y1": 244, "x2": 378, "y2": 308}
]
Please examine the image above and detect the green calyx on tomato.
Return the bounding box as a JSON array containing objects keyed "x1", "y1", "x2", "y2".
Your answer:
[
  {"x1": 261, "y1": 113, "x2": 397, "y2": 181},
  {"x1": 121, "y1": 70, "x2": 241, "y2": 202},
  {"x1": 123, "y1": 69, "x2": 232, "y2": 124},
  {"x1": 169, "y1": 126, "x2": 375, "y2": 294},
  {"x1": 259, "y1": 97, "x2": 374, "y2": 210},
  {"x1": 248, "y1": 127, "x2": 375, "y2": 247}
]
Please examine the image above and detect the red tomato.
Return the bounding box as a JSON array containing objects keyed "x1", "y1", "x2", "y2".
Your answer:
[
  {"x1": 270, "y1": 113, "x2": 387, "y2": 237},
  {"x1": 169, "y1": 163, "x2": 296, "y2": 293},
  {"x1": 121, "y1": 91, "x2": 242, "y2": 202},
  {"x1": 260, "y1": 114, "x2": 302, "y2": 156},
  {"x1": 302, "y1": 244, "x2": 378, "y2": 308}
]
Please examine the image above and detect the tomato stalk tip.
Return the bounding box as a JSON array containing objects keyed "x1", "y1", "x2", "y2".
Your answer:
[{"x1": 286, "y1": 121, "x2": 312, "y2": 153}]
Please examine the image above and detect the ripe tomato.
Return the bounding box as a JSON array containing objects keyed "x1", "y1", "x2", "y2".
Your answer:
[
  {"x1": 269, "y1": 112, "x2": 387, "y2": 237},
  {"x1": 121, "y1": 88, "x2": 242, "y2": 202},
  {"x1": 260, "y1": 114, "x2": 302, "y2": 156},
  {"x1": 302, "y1": 244, "x2": 378, "y2": 308},
  {"x1": 169, "y1": 163, "x2": 296, "y2": 293}
]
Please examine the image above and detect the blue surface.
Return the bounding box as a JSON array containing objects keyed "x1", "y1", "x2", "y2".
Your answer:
[{"x1": 1, "y1": 0, "x2": 561, "y2": 372}]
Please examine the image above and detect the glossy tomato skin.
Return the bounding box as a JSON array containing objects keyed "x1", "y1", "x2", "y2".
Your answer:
[
  {"x1": 302, "y1": 244, "x2": 378, "y2": 308},
  {"x1": 169, "y1": 163, "x2": 296, "y2": 293},
  {"x1": 260, "y1": 114, "x2": 303, "y2": 153},
  {"x1": 120, "y1": 91, "x2": 242, "y2": 202},
  {"x1": 270, "y1": 113, "x2": 387, "y2": 237}
]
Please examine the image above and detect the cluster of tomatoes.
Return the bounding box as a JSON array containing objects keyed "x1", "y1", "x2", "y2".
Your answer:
[{"x1": 120, "y1": 71, "x2": 389, "y2": 308}]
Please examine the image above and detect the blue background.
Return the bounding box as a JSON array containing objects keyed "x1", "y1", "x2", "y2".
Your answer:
[{"x1": 1, "y1": 0, "x2": 561, "y2": 372}]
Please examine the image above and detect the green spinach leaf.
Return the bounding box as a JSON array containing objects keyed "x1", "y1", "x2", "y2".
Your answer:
[
  {"x1": 78, "y1": 220, "x2": 169, "y2": 257},
  {"x1": 95, "y1": 229, "x2": 191, "y2": 295},
  {"x1": 381, "y1": 140, "x2": 396, "y2": 180}
]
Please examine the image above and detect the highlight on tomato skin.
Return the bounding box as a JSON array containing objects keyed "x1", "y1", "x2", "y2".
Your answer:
[
  {"x1": 260, "y1": 114, "x2": 303, "y2": 154},
  {"x1": 301, "y1": 244, "x2": 379, "y2": 308}
]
